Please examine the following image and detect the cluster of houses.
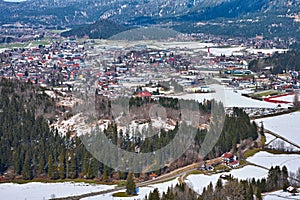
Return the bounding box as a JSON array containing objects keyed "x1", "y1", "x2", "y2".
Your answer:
[
  {"x1": 91, "y1": 44, "x2": 215, "y2": 99},
  {"x1": 190, "y1": 32, "x2": 289, "y2": 50},
  {"x1": 198, "y1": 152, "x2": 239, "y2": 172},
  {"x1": 0, "y1": 22, "x2": 60, "y2": 43},
  {"x1": 221, "y1": 152, "x2": 240, "y2": 169},
  {"x1": 0, "y1": 40, "x2": 87, "y2": 87}
]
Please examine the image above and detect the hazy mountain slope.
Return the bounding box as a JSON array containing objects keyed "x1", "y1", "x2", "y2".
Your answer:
[
  {"x1": 109, "y1": 27, "x2": 181, "y2": 40},
  {"x1": 1, "y1": 0, "x2": 299, "y2": 26},
  {"x1": 0, "y1": 0, "x2": 300, "y2": 41},
  {"x1": 60, "y1": 20, "x2": 130, "y2": 39}
]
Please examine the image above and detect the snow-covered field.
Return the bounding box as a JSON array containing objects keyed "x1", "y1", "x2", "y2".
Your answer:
[
  {"x1": 228, "y1": 165, "x2": 268, "y2": 180},
  {"x1": 0, "y1": 179, "x2": 179, "y2": 200},
  {"x1": 246, "y1": 48, "x2": 288, "y2": 55},
  {"x1": 263, "y1": 190, "x2": 300, "y2": 200},
  {"x1": 207, "y1": 47, "x2": 245, "y2": 56},
  {"x1": 247, "y1": 151, "x2": 300, "y2": 173},
  {"x1": 0, "y1": 182, "x2": 115, "y2": 200},
  {"x1": 185, "y1": 173, "x2": 220, "y2": 194},
  {"x1": 152, "y1": 41, "x2": 216, "y2": 49},
  {"x1": 256, "y1": 112, "x2": 300, "y2": 147},
  {"x1": 173, "y1": 85, "x2": 284, "y2": 108},
  {"x1": 265, "y1": 133, "x2": 277, "y2": 144},
  {"x1": 185, "y1": 165, "x2": 268, "y2": 194},
  {"x1": 82, "y1": 178, "x2": 178, "y2": 200}
]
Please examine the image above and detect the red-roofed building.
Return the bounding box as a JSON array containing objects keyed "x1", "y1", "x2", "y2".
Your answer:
[
  {"x1": 136, "y1": 91, "x2": 152, "y2": 98},
  {"x1": 228, "y1": 160, "x2": 239, "y2": 168},
  {"x1": 222, "y1": 152, "x2": 234, "y2": 164},
  {"x1": 150, "y1": 173, "x2": 158, "y2": 180}
]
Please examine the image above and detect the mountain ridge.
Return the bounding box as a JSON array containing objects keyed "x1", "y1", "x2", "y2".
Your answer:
[{"x1": 0, "y1": 0, "x2": 300, "y2": 41}]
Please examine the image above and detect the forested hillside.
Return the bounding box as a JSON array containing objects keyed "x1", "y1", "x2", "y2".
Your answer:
[
  {"x1": 61, "y1": 20, "x2": 130, "y2": 39},
  {"x1": 249, "y1": 50, "x2": 300, "y2": 74},
  {"x1": 0, "y1": 79, "x2": 109, "y2": 181},
  {"x1": 0, "y1": 79, "x2": 257, "y2": 182}
]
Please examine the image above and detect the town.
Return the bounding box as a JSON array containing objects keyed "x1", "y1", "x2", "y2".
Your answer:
[{"x1": 0, "y1": 34, "x2": 300, "y2": 200}]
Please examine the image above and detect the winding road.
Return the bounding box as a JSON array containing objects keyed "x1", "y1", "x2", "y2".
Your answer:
[{"x1": 52, "y1": 158, "x2": 223, "y2": 200}]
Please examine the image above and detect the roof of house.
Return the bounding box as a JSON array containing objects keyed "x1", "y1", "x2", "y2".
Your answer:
[
  {"x1": 150, "y1": 173, "x2": 158, "y2": 177},
  {"x1": 229, "y1": 160, "x2": 239, "y2": 165},
  {"x1": 222, "y1": 152, "x2": 234, "y2": 159},
  {"x1": 136, "y1": 91, "x2": 152, "y2": 97}
]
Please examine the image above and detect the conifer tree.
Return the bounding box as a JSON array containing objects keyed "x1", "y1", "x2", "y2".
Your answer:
[
  {"x1": 148, "y1": 188, "x2": 160, "y2": 200},
  {"x1": 282, "y1": 165, "x2": 289, "y2": 191},
  {"x1": 22, "y1": 152, "x2": 32, "y2": 180},
  {"x1": 126, "y1": 173, "x2": 136, "y2": 195},
  {"x1": 37, "y1": 152, "x2": 45, "y2": 176},
  {"x1": 256, "y1": 188, "x2": 262, "y2": 200},
  {"x1": 87, "y1": 160, "x2": 95, "y2": 179},
  {"x1": 58, "y1": 150, "x2": 65, "y2": 179},
  {"x1": 13, "y1": 150, "x2": 21, "y2": 175},
  {"x1": 69, "y1": 152, "x2": 77, "y2": 179},
  {"x1": 47, "y1": 153, "x2": 53, "y2": 179},
  {"x1": 102, "y1": 169, "x2": 108, "y2": 182}
]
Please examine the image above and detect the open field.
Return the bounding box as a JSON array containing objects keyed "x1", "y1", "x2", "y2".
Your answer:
[
  {"x1": 247, "y1": 151, "x2": 300, "y2": 173},
  {"x1": 256, "y1": 112, "x2": 300, "y2": 147},
  {"x1": 173, "y1": 85, "x2": 287, "y2": 108},
  {"x1": 0, "y1": 182, "x2": 115, "y2": 200},
  {"x1": 263, "y1": 190, "x2": 300, "y2": 199},
  {"x1": 185, "y1": 165, "x2": 268, "y2": 194}
]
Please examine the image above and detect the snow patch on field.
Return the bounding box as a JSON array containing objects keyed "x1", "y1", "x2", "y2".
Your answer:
[
  {"x1": 152, "y1": 42, "x2": 216, "y2": 50},
  {"x1": 52, "y1": 114, "x2": 109, "y2": 136},
  {"x1": 271, "y1": 94, "x2": 296, "y2": 103},
  {"x1": 263, "y1": 190, "x2": 300, "y2": 200},
  {"x1": 246, "y1": 48, "x2": 288, "y2": 55},
  {"x1": 185, "y1": 173, "x2": 220, "y2": 194},
  {"x1": 173, "y1": 85, "x2": 284, "y2": 108},
  {"x1": 247, "y1": 151, "x2": 300, "y2": 173},
  {"x1": 257, "y1": 112, "x2": 300, "y2": 147},
  {"x1": 208, "y1": 47, "x2": 246, "y2": 56},
  {"x1": 228, "y1": 165, "x2": 268, "y2": 180},
  {"x1": 265, "y1": 133, "x2": 277, "y2": 144},
  {"x1": 44, "y1": 90, "x2": 58, "y2": 99},
  {"x1": 0, "y1": 182, "x2": 115, "y2": 200}
]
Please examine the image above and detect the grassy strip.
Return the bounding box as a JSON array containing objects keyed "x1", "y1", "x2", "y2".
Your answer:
[
  {"x1": 116, "y1": 180, "x2": 127, "y2": 187},
  {"x1": 148, "y1": 177, "x2": 177, "y2": 185},
  {"x1": 239, "y1": 159, "x2": 247, "y2": 166},
  {"x1": 187, "y1": 170, "x2": 206, "y2": 175},
  {"x1": 179, "y1": 170, "x2": 204, "y2": 184},
  {"x1": 214, "y1": 164, "x2": 230, "y2": 172},
  {"x1": 255, "y1": 90, "x2": 279, "y2": 98},
  {"x1": 260, "y1": 134, "x2": 266, "y2": 148},
  {"x1": 0, "y1": 42, "x2": 29, "y2": 49},
  {"x1": 112, "y1": 192, "x2": 137, "y2": 197},
  {"x1": 243, "y1": 148, "x2": 261, "y2": 159}
]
